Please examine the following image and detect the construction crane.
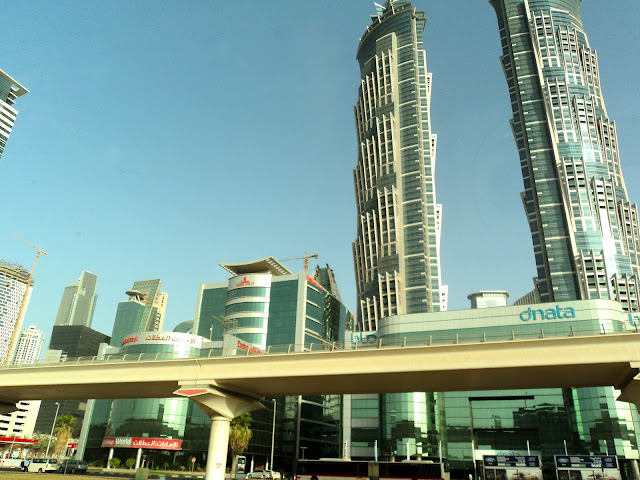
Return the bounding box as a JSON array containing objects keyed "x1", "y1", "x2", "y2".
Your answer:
[
  {"x1": 281, "y1": 252, "x2": 319, "y2": 273},
  {"x1": 4, "y1": 231, "x2": 48, "y2": 366}
]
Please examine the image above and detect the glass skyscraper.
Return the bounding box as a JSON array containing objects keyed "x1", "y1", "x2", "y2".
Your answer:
[
  {"x1": 351, "y1": 0, "x2": 446, "y2": 464},
  {"x1": 0, "y1": 69, "x2": 28, "y2": 163},
  {"x1": 490, "y1": 0, "x2": 640, "y2": 309},
  {"x1": 54, "y1": 271, "x2": 99, "y2": 327},
  {"x1": 490, "y1": 0, "x2": 640, "y2": 475},
  {"x1": 352, "y1": 0, "x2": 446, "y2": 332}
]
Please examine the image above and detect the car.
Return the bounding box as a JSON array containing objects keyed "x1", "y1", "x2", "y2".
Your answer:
[
  {"x1": 27, "y1": 458, "x2": 58, "y2": 473},
  {"x1": 58, "y1": 459, "x2": 89, "y2": 474},
  {"x1": 247, "y1": 470, "x2": 282, "y2": 479}
]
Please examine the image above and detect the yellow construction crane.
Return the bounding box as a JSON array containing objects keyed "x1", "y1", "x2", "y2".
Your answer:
[
  {"x1": 4, "y1": 231, "x2": 48, "y2": 366},
  {"x1": 281, "y1": 252, "x2": 319, "y2": 273}
]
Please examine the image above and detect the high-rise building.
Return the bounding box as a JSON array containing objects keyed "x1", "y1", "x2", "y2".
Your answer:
[
  {"x1": 490, "y1": 0, "x2": 640, "y2": 310},
  {"x1": 490, "y1": 0, "x2": 640, "y2": 471},
  {"x1": 350, "y1": 0, "x2": 446, "y2": 463},
  {"x1": 12, "y1": 325, "x2": 44, "y2": 365},
  {"x1": 352, "y1": 0, "x2": 446, "y2": 333},
  {"x1": 0, "y1": 69, "x2": 28, "y2": 163},
  {"x1": 1, "y1": 325, "x2": 43, "y2": 439},
  {"x1": 110, "y1": 278, "x2": 167, "y2": 347},
  {"x1": 34, "y1": 325, "x2": 110, "y2": 438},
  {"x1": 81, "y1": 258, "x2": 352, "y2": 472},
  {"x1": 0, "y1": 261, "x2": 32, "y2": 364},
  {"x1": 54, "y1": 271, "x2": 99, "y2": 327}
]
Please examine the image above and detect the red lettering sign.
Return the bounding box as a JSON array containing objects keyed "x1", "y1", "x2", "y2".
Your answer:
[
  {"x1": 236, "y1": 341, "x2": 263, "y2": 355},
  {"x1": 122, "y1": 336, "x2": 139, "y2": 346},
  {"x1": 236, "y1": 276, "x2": 255, "y2": 287}
]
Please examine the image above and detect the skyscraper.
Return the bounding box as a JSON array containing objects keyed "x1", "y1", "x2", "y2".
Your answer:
[
  {"x1": 12, "y1": 325, "x2": 44, "y2": 365},
  {"x1": 110, "y1": 278, "x2": 167, "y2": 347},
  {"x1": 54, "y1": 271, "x2": 99, "y2": 327},
  {"x1": 352, "y1": 0, "x2": 446, "y2": 334},
  {"x1": 490, "y1": 0, "x2": 640, "y2": 310},
  {"x1": 350, "y1": 0, "x2": 446, "y2": 463},
  {"x1": 491, "y1": 0, "x2": 640, "y2": 465},
  {"x1": 0, "y1": 69, "x2": 28, "y2": 163},
  {"x1": 0, "y1": 261, "x2": 32, "y2": 364}
]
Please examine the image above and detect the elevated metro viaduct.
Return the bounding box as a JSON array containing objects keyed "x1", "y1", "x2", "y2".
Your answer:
[{"x1": 3, "y1": 333, "x2": 640, "y2": 480}]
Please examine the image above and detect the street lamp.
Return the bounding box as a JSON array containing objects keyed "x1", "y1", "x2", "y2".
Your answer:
[
  {"x1": 45, "y1": 402, "x2": 60, "y2": 459},
  {"x1": 270, "y1": 399, "x2": 276, "y2": 473}
]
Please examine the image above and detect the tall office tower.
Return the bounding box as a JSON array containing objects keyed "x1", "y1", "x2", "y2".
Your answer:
[
  {"x1": 0, "y1": 69, "x2": 28, "y2": 162},
  {"x1": 54, "y1": 271, "x2": 98, "y2": 327},
  {"x1": 351, "y1": 0, "x2": 445, "y2": 462},
  {"x1": 110, "y1": 278, "x2": 167, "y2": 347},
  {"x1": 12, "y1": 325, "x2": 44, "y2": 365},
  {"x1": 34, "y1": 325, "x2": 110, "y2": 437},
  {"x1": 0, "y1": 261, "x2": 32, "y2": 364},
  {"x1": 490, "y1": 0, "x2": 640, "y2": 310},
  {"x1": 353, "y1": 0, "x2": 445, "y2": 334},
  {"x1": 491, "y1": 0, "x2": 640, "y2": 466}
]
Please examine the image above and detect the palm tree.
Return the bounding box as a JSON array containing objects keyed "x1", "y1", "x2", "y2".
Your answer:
[
  {"x1": 53, "y1": 415, "x2": 76, "y2": 456},
  {"x1": 229, "y1": 413, "x2": 253, "y2": 477}
]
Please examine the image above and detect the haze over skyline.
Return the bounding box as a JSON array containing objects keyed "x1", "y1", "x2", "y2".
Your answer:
[{"x1": 1, "y1": 1, "x2": 638, "y2": 346}]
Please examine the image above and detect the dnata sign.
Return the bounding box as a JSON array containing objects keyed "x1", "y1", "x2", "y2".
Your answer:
[{"x1": 519, "y1": 305, "x2": 576, "y2": 321}]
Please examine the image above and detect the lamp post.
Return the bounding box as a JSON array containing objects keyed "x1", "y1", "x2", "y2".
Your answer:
[
  {"x1": 270, "y1": 399, "x2": 276, "y2": 473},
  {"x1": 45, "y1": 402, "x2": 60, "y2": 459}
]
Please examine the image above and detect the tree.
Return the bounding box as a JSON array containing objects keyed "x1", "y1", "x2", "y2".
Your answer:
[
  {"x1": 125, "y1": 458, "x2": 136, "y2": 469},
  {"x1": 54, "y1": 415, "x2": 76, "y2": 456},
  {"x1": 110, "y1": 457, "x2": 121, "y2": 469},
  {"x1": 229, "y1": 413, "x2": 252, "y2": 477}
]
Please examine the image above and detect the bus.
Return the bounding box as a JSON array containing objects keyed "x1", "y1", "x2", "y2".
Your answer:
[{"x1": 296, "y1": 459, "x2": 450, "y2": 480}]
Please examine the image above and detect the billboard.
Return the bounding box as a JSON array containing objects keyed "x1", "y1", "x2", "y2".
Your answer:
[
  {"x1": 555, "y1": 456, "x2": 620, "y2": 480},
  {"x1": 483, "y1": 455, "x2": 542, "y2": 480}
]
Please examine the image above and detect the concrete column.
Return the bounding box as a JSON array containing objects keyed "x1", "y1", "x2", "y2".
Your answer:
[
  {"x1": 107, "y1": 448, "x2": 114, "y2": 469},
  {"x1": 135, "y1": 448, "x2": 143, "y2": 469},
  {"x1": 174, "y1": 386, "x2": 265, "y2": 480},
  {"x1": 205, "y1": 416, "x2": 232, "y2": 480}
]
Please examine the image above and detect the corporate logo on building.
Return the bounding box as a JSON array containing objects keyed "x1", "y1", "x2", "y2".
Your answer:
[
  {"x1": 629, "y1": 314, "x2": 640, "y2": 327},
  {"x1": 351, "y1": 332, "x2": 378, "y2": 344},
  {"x1": 519, "y1": 305, "x2": 576, "y2": 321},
  {"x1": 236, "y1": 276, "x2": 255, "y2": 287}
]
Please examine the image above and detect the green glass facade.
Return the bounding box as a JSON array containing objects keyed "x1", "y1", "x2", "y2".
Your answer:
[
  {"x1": 346, "y1": 300, "x2": 640, "y2": 479},
  {"x1": 110, "y1": 279, "x2": 166, "y2": 347},
  {"x1": 193, "y1": 265, "x2": 352, "y2": 472}
]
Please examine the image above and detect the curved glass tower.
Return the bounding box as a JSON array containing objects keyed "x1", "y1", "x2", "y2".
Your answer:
[
  {"x1": 491, "y1": 0, "x2": 640, "y2": 465},
  {"x1": 353, "y1": 0, "x2": 445, "y2": 332},
  {"x1": 352, "y1": 0, "x2": 445, "y2": 460},
  {"x1": 490, "y1": 0, "x2": 640, "y2": 309}
]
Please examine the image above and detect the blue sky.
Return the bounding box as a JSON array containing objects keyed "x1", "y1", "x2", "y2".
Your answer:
[{"x1": 1, "y1": 1, "x2": 639, "y2": 345}]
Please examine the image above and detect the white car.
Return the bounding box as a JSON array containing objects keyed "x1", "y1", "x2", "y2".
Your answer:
[{"x1": 247, "y1": 470, "x2": 281, "y2": 479}]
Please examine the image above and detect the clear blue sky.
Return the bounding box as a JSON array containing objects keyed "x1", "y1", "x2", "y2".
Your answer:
[{"x1": 1, "y1": 1, "x2": 639, "y2": 345}]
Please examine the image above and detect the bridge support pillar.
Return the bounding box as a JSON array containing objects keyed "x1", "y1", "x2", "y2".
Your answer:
[
  {"x1": 617, "y1": 369, "x2": 640, "y2": 411},
  {"x1": 175, "y1": 386, "x2": 264, "y2": 480}
]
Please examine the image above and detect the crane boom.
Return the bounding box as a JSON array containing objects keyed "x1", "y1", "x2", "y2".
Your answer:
[{"x1": 280, "y1": 252, "x2": 319, "y2": 273}]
